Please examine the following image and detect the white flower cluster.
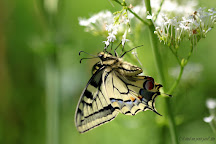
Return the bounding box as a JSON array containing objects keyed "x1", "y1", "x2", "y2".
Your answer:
[
  {"x1": 79, "y1": 11, "x2": 114, "y2": 34},
  {"x1": 79, "y1": 10, "x2": 130, "y2": 47},
  {"x1": 78, "y1": 0, "x2": 199, "y2": 48},
  {"x1": 154, "y1": 8, "x2": 216, "y2": 48},
  {"x1": 154, "y1": 0, "x2": 198, "y2": 25},
  {"x1": 204, "y1": 98, "x2": 216, "y2": 124},
  {"x1": 103, "y1": 13, "x2": 130, "y2": 47},
  {"x1": 128, "y1": 0, "x2": 198, "y2": 24}
]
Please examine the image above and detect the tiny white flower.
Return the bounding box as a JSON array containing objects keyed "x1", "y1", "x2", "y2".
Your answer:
[
  {"x1": 112, "y1": 25, "x2": 119, "y2": 35},
  {"x1": 103, "y1": 40, "x2": 110, "y2": 46},
  {"x1": 105, "y1": 24, "x2": 113, "y2": 32},
  {"x1": 206, "y1": 98, "x2": 216, "y2": 109},
  {"x1": 204, "y1": 115, "x2": 214, "y2": 123},
  {"x1": 128, "y1": 28, "x2": 131, "y2": 33},
  {"x1": 79, "y1": 18, "x2": 92, "y2": 27},
  {"x1": 146, "y1": 14, "x2": 153, "y2": 20},
  {"x1": 124, "y1": 18, "x2": 130, "y2": 24},
  {"x1": 206, "y1": 28, "x2": 212, "y2": 33},
  {"x1": 107, "y1": 32, "x2": 116, "y2": 42},
  {"x1": 122, "y1": 31, "x2": 130, "y2": 46}
]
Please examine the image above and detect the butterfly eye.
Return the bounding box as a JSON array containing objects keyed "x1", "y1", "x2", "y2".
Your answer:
[
  {"x1": 143, "y1": 80, "x2": 154, "y2": 90},
  {"x1": 98, "y1": 54, "x2": 103, "y2": 58}
]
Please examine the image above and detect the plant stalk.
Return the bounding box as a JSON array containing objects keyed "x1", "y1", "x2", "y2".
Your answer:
[
  {"x1": 168, "y1": 66, "x2": 184, "y2": 94},
  {"x1": 145, "y1": 0, "x2": 178, "y2": 144},
  {"x1": 154, "y1": 0, "x2": 164, "y2": 21},
  {"x1": 45, "y1": 56, "x2": 59, "y2": 144},
  {"x1": 113, "y1": 0, "x2": 179, "y2": 143}
]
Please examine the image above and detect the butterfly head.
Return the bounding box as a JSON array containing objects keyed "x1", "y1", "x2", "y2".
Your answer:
[{"x1": 97, "y1": 52, "x2": 106, "y2": 59}]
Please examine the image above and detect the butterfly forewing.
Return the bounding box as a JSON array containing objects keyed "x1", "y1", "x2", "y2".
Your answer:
[{"x1": 75, "y1": 67, "x2": 119, "y2": 133}]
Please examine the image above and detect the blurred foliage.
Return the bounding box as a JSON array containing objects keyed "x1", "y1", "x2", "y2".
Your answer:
[{"x1": 0, "y1": 0, "x2": 216, "y2": 144}]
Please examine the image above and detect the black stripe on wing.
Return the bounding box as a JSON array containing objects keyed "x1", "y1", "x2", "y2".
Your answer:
[
  {"x1": 75, "y1": 66, "x2": 119, "y2": 133},
  {"x1": 105, "y1": 71, "x2": 162, "y2": 116},
  {"x1": 92, "y1": 62, "x2": 103, "y2": 74},
  {"x1": 75, "y1": 67, "x2": 104, "y2": 131},
  {"x1": 84, "y1": 90, "x2": 93, "y2": 99}
]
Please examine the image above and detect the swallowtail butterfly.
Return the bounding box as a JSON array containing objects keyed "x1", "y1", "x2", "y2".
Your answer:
[{"x1": 75, "y1": 47, "x2": 164, "y2": 133}]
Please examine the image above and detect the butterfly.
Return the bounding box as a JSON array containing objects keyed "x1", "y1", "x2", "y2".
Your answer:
[{"x1": 75, "y1": 47, "x2": 165, "y2": 133}]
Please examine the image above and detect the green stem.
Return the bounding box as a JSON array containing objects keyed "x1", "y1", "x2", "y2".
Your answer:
[
  {"x1": 113, "y1": 0, "x2": 151, "y2": 25},
  {"x1": 45, "y1": 56, "x2": 59, "y2": 144},
  {"x1": 37, "y1": 0, "x2": 61, "y2": 143},
  {"x1": 127, "y1": 9, "x2": 150, "y2": 25},
  {"x1": 169, "y1": 46, "x2": 181, "y2": 65},
  {"x1": 168, "y1": 66, "x2": 184, "y2": 94},
  {"x1": 168, "y1": 43, "x2": 195, "y2": 94},
  {"x1": 149, "y1": 25, "x2": 166, "y2": 83},
  {"x1": 154, "y1": 0, "x2": 164, "y2": 21},
  {"x1": 187, "y1": 41, "x2": 194, "y2": 62},
  {"x1": 144, "y1": 1, "x2": 165, "y2": 83},
  {"x1": 209, "y1": 121, "x2": 216, "y2": 136},
  {"x1": 144, "y1": 0, "x2": 178, "y2": 144},
  {"x1": 164, "y1": 98, "x2": 178, "y2": 144}
]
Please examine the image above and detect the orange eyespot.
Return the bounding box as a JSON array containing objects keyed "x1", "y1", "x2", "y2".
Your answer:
[{"x1": 129, "y1": 96, "x2": 136, "y2": 102}]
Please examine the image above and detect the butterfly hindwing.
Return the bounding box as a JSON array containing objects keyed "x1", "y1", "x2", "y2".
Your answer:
[
  {"x1": 75, "y1": 67, "x2": 119, "y2": 133},
  {"x1": 103, "y1": 67, "x2": 162, "y2": 116}
]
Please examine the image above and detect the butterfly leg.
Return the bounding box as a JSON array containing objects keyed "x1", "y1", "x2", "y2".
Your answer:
[{"x1": 114, "y1": 42, "x2": 122, "y2": 57}]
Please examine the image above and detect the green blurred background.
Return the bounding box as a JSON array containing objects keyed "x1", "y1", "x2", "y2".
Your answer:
[{"x1": 1, "y1": 0, "x2": 216, "y2": 144}]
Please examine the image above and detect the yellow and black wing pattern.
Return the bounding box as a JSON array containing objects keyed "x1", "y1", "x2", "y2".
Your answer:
[
  {"x1": 103, "y1": 67, "x2": 162, "y2": 116},
  {"x1": 75, "y1": 51, "x2": 164, "y2": 133},
  {"x1": 75, "y1": 67, "x2": 119, "y2": 133}
]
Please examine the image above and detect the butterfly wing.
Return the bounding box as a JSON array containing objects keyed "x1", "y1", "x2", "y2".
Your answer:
[
  {"x1": 75, "y1": 67, "x2": 119, "y2": 133},
  {"x1": 103, "y1": 67, "x2": 162, "y2": 116}
]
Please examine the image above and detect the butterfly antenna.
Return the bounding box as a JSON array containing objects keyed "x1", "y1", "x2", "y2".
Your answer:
[
  {"x1": 79, "y1": 51, "x2": 97, "y2": 57},
  {"x1": 120, "y1": 45, "x2": 143, "y2": 58},
  {"x1": 79, "y1": 57, "x2": 98, "y2": 63}
]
